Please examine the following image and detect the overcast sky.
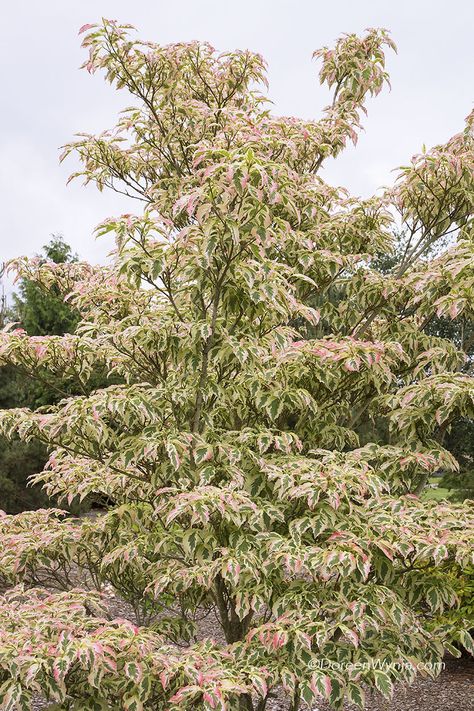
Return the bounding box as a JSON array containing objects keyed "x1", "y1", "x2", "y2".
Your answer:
[{"x1": 1, "y1": 0, "x2": 473, "y2": 295}]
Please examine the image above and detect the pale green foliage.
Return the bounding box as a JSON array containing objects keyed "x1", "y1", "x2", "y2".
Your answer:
[{"x1": 0, "y1": 19, "x2": 474, "y2": 711}]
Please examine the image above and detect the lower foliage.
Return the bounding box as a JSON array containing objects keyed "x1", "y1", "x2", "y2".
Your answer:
[{"x1": 0, "y1": 506, "x2": 473, "y2": 711}]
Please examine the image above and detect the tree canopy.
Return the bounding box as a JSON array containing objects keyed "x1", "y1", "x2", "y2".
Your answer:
[{"x1": 0, "y1": 20, "x2": 473, "y2": 711}]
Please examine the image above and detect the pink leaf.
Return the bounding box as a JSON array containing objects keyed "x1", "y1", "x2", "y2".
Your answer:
[
  {"x1": 79, "y1": 23, "x2": 95, "y2": 35},
  {"x1": 323, "y1": 675, "x2": 332, "y2": 698}
]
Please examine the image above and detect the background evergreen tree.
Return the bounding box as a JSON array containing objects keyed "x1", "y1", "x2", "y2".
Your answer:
[
  {"x1": 12, "y1": 235, "x2": 79, "y2": 337},
  {"x1": 0, "y1": 236, "x2": 80, "y2": 512},
  {"x1": 362, "y1": 232, "x2": 474, "y2": 501}
]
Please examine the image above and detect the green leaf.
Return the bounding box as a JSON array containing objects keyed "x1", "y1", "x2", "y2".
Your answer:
[
  {"x1": 347, "y1": 682, "x2": 365, "y2": 708},
  {"x1": 459, "y1": 630, "x2": 474, "y2": 656},
  {"x1": 373, "y1": 670, "x2": 393, "y2": 699},
  {"x1": 194, "y1": 444, "x2": 213, "y2": 465},
  {"x1": 123, "y1": 693, "x2": 144, "y2": 711}
]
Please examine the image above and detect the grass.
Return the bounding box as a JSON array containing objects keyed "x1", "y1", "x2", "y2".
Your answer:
[{"x1": 423, "y1": 476, "x2": 451, "y2": 501}]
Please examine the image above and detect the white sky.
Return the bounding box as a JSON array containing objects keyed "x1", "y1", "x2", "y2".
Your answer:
[{"x1": 1, "y1": 0, "x2": 473, "y2": 295}]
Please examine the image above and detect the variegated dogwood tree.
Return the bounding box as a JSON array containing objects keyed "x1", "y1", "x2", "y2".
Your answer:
[{"x1": 0, "y1": 20, "x2": 474, "y2": 711}]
